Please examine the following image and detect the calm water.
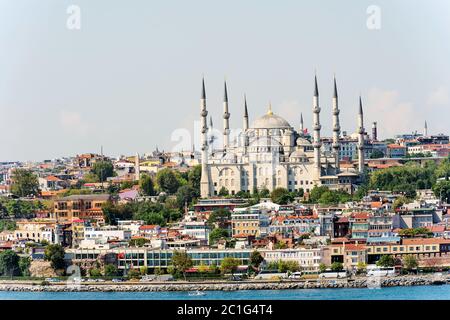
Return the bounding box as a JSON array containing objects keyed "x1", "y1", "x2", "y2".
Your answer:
[{"x1": 1, "y1": 285, "x2": 450, "y2": 300}]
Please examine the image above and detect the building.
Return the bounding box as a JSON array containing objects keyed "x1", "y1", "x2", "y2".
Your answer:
[
  {"x1": 197, "y1": 76, "x2": 365, "y2": 198},
  {"x1": 386, "y1": 144, "x2": 407, "y2": 158},
  {"x1": 14, "y1": 220, "x2": 57, "y2": 243},
  {"x1": 52, "y1": 194, "x2": 111, "y2": 223},
  {"x1": 231, "y1": 207, "x2": 270, "y2": 237},
  {"x1": 261, "y1": 248, "x2": 324, "y2": 273}
]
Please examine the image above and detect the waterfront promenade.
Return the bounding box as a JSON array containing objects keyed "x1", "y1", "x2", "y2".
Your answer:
[{"x1": 0, "y1": 274, "x2": 448, "y2": 292}]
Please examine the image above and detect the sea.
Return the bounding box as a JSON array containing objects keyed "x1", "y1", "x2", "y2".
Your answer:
[{"x1": 1, "y1": 284, "x2": 450, "y2": 300}]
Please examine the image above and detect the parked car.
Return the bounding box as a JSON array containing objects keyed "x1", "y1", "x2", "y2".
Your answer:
[
  {"x1": 112, "y1": 278, "x2": 124, "y2": 283},
  {"x1": 319, "y1": 272, "x2": 347, "y2": 279},
  {"x1": 288, "y1": 272, "x2": 303, "y2": 279}
]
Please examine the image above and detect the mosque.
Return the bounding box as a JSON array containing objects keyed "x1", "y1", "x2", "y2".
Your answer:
[{"x1": 198, "y1": 76, "x2": 366, "y2": 198}]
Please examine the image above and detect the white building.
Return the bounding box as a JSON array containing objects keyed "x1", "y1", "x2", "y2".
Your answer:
[
  {"x1": 262, "y1": 248, "x2": 324, "y2": 273},
  {"x1": 197, "y1": 77, "x2": 365, "y2": 198}
]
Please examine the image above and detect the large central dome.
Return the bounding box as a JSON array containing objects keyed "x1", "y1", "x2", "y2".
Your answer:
[{"x1": 251, "y1": 108, "x2": 292, "y2": 129}]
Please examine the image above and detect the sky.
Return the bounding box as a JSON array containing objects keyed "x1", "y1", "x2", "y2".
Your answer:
[{"x1": 0, "y1": 0, "x2": 449, "y2": 162}]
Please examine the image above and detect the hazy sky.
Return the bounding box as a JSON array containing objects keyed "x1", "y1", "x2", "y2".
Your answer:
[{"x1": 1, "y1": 0, "x2": 449, "y2": 162}]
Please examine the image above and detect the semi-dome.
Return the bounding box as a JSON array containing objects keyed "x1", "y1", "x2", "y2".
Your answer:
[{"x1": 251, "y1": 112, "x2": 292, "y2": 129}]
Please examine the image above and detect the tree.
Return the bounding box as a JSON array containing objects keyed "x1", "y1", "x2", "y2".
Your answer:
[
  {"x1": 0, "y1": 250, "x2": 20, "y2": 276},
  {"x1": 220, "y1": 257, "x2": 240, "y2": 275},
  {"x1": 319, "y1": 263, "x2": 327, "y2": 273},
  {"x1": 156, "y1": 168, "x2": 180, "y2": 194},
  {"x1": 171, "y1": 250, "x2": 193, "y2": 280},
  {"x1": 91, "y1": 160, "x2": 114, "y2": 182},
  {"x1": 129, "y1": 238, "x2": 149, "y2": 247},
  {"x1": 140, "y1": 266, "x2": 148, "y2": 275},
  {"x1": 176, "y1": 185, "x2": 197, "y2": 209},
  {"x1": 259, "y1": 188, "x2": 270, "y2": 198},
  {"x1": 218, "y1": 187, "x2": 229, "y2": 197},
  {"x1": 433, "y1": 180, "x2": 450, "y2": 203},
  {"x1": 250, "y1": 250, "x2": 264, "y2": 268},
  {"x1": 309, "y1": 186, "x2": 330, "y2": 203},
  {"x1": 102, "y1": 202, "x2": 133, "y2": 225},
  {"x1": 139, "y1": 174, "x2": 155, "y2": 196},
  {"x1": 270, "y1": 188, "x2": 293, "y2": 205},
  {"x1": 19, "y1": 256, "x2": 31, "y2": 277},
  {"x1": 0, "y1": 220, "x2": 16, "y2": 231},
  {"x1": 127, "y1": 269, "x2": 140, "y2": 279},
  {"x1": 436, "y1": 157, "x2": 450, "y2": 181},
  {"x1": 356, "y1": 262, "x2": 367, "y2": 274},
  {"x1": 10, "y1": 169, "x2": 40, "y2": 197},
  {"x1": 44, "y1": 244, "x2": 65, "y2": 270},
  {"x1": 104, "y1": 264, "x2": 118, "y2": 277},
  {"x1": 89, "y1": 268, "x2": 102, "y2": 277},
  {"x1": 209, "y1": 228, "x2": 229, "y2": 245},
  {"x1": 207, "y1": 208, "x2": 231, "y2": 228},
  {"x1": 187, "y1": 165, "x2": 201, "y2": 197},
  {"x1": 376, "y1": 255, "x2": 395, "y2": 268},
  {"x1": 330, "y1": 262, "x2": 344, "y2": 272},
  {"x1": 370, "y1": 149, "x2": 385, "y2": 159},
  {"x1": 403, "y1": 255, "x2": 418, "y2": 272}
]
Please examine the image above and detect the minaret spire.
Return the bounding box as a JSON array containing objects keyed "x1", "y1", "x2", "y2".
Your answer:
[
  {"x1": 223, "y1": 81, "x2": 230, "y2": 150},
  {"x1": 200, "y1": 77, "x2": 211, "y2": 198},
  {"x1": 332, "y1": 76, "x2": 341, "y2": 173},
  {"x1": 299, "y1": 112, "x2": 304, "y2": 135},
  {"x1": 312, "y1": 75, "x2": 322, "y2": 183},
  {"x1": 357, "y1": 96, "x2": 365, "y2": 174},
  {"x1": 424, "y1": 120, "x2": 428, "y2": 137},
  {"x1": 243, "y1": 94, "x2": 249, "y2": 131}
]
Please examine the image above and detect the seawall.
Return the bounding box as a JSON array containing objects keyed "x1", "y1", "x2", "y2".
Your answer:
[{"x1": 0, "y1": 275, "x2": 448, "y2": 292}]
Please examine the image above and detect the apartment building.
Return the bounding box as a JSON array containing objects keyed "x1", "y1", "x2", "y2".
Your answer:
[{"x1": 52, "y1": 194, "x2": 111, "y2": 223}]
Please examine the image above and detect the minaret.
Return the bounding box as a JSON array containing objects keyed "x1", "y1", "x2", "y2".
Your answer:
[
  {"x1": 357, "y1": 96, "x2": 365, "y2": 174},
  {"x1": 299, "y1": 113, "x2": 304, "y2": 136},
  {"x1": 424, "y1": 120, "x2": 428, "y2": 137},
  {"x1": 312, "y1": 75, "x2": 322, "y2": 182},
  {"x1": 372, "y1": 122, "x2": 378, "y2": 141},
  {"x1": 200, "y1": 78, "x2": 211, "y2": 198},
  {"x1": 243, "y1": 94, "x2": 249, "y2": 131},
  {"x1": 209, "y1": 115, "x2": 215, "y2": 149},
  {"x1": 332, "y1": 76, "x2": 341, "y2": 173},
  {"x1": 223, "y1": 81, "x2": 230, "y2": 150},
  {"x1": 134, "y1": 152, "x2": 140, "y2": 181}
]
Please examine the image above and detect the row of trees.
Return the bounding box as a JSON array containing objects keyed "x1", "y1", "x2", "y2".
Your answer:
[{"x1": 369, "y1": 158, "x2": 450, "y2": 201}]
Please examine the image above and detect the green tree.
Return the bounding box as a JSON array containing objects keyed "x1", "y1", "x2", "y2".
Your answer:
[
  {"x1": 259, "y1": 188, "x2": 270, "y2": 198},
  {"x1": 220, "y1": 257, "x2": 240, "y2": 275},
  {"x1": 309, "y1": 186, "x2": 330, "y2": 203},
  {"x1": 187, "y1": 165, "x2": 201, "y2": 197},
  {"x1": 250, "y1": 250, "x2": 264, "y2": 268},
  {"x1": 0, "y1": 220, "x2": 16, "y2": 231},
  {"x1": 10, "y1": 169, "x2": 40, "y2": 197},
  {"x1": 140, "y1": 266, "x2": 148, "y2": 275},
  {"x1": 370, "y1": 149, "x2": 385, "y2": 159},
  {"x1": 44, "y1": 244, "x2": 65, "y2": 270},
  {"x1": 89, "y1": 268, "x2": 102, "y2": 277},
  {"x1": 127, "y1": 269, "x2": 141, "y2": 279},
  {"x1": 319, "y1": 263, "x2": 327, "y2": 273},
  {"x1": 402, "y1": 254, "x2": 418, "y2": 272},
  {"x1": 102, "y1": 202, "x2": 133, "y2": 225},
  {"x1": 176, "y1": 185, "x2": 197, "y2": 209},
  {"x1": 0, "y1": 250, "x2": 20, "y2": 276},
  {"x1": 270, "y1": 187, "x2": 293, "y2": 205},
  {"x1": 156, "y1": 168, "x2": 180, "y2": 194},
  {"x1": 433, "y1": 180, "x2": 450, "y2": 203},
  {"x1": 139, "y1": 174, "x2": 155, "y2": 196},
  {"x1": 19, "y1": 256, "x2": 31, "y2": 277},
  {"x1": 209, "y1": 228, "x2": 229, "y2": 245},
  {"x1": 330, "y1": 262, "x2": 344, "y2": 272},
  {"x1": 104, "y1": 264, "x2": 118, "y2": 277},
  {"x1": 91, "y1": 160, "x2": 114, "y2": 182},
  {"x1": 218, "y1": 186, "x2": 229, "y2": 197},
  {"x1": 356, "y1": 262, "x2": 367, "y2": 274},
  {"x1": 207, "y1": 208, "x2": 231, "y2": 228},
  {"x1": 436, "y1": 157, "x2": 450, "y2": 180},
  {"x1": 376, "y1": 255, "x2": 395, "y2": 268},
  {"x1": 171, "y1": 250, "x2": 193, "y2": 280}
]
